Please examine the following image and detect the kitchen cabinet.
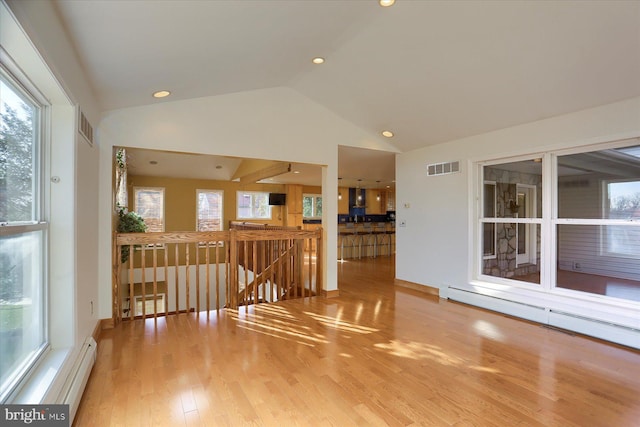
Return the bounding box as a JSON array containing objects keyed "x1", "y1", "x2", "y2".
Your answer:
[
  {"x1": 286, "y1": 184, "x2": 303, "y2": 227},
  {"x1": 338, "y1": 186, "x2": 349, "y2": 214},
  {"x1": 365, "y1": 189, "x2": 385, "y2": 214},
  {"x1": 386, "y1": 190, "x2": 395, "y2": 211}
]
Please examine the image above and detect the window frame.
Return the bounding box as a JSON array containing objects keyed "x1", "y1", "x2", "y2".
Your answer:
[{"x1": 236, "y1": 191, "x2": 271, "y2": 220}]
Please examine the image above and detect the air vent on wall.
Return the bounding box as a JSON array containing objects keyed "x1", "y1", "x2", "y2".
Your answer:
[
  {"x1": 427, "y1": 161, "x2": 460, "y2": 176},
  {"x1": 78, "y1": 109, "x2": 94, "y2": 146}
]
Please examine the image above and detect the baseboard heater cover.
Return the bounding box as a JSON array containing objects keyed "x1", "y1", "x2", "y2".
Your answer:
[
  {"x1": 58, "y1": 336, "x2": 97, "y2": 422},
  {"x1": 448, "y1": 288, "x2": 548, "y2": 324},
  {"x1": 448, "y1": 288, "x2": 640, "y2": 350},
  {"x1": 548, "y1": 310, "x2": 640, "y2": 349}
]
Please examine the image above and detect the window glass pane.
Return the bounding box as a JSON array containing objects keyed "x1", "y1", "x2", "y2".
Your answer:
[
  {"x1": 0, "y1": 230, "x2": 46, "y2": 393},
  {"x1": 483, "y1": 183, "x2": 495, "y2": 217},
  {"x1": 483, "y1": 160, "x2": 542, "y2": 219},
  {"x1": 115, "y1": 148, "x2": 127, "y2": 210},
  {"x1": 556, "y1": 224, "x2": 640, "y2": 302},
  {"x1": 482, "y1": 222, "x2": 496, "y2": 257},
  {"x1": 197, "y1": 190, "x2": 223, "y2": 231},
  {"x1": 302, "y1": 196, "x2": 313, "y2": 217},
  {"x1": 558, "y1": 145, "x2": 640, "y2": 219},
  {"x1": 135, "y1": 188, "x2": 164, "y2": 232},
  {"x1": 0, "y1": 79, "x2": 38, "y2": 223},
  {"x1": 482, "y1": 223, "x2": 540, "y2": 284},
  {"x1": 303, "y1": 194, "x2": 322, "y2": 218},
  {"x1": 237, "y1": 192, "x2": 270, "y2": 219}
]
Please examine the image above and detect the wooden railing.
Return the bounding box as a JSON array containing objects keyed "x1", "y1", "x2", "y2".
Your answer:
[{"x1": 113, "y1": 227, "x2": 322, "y2": 322}]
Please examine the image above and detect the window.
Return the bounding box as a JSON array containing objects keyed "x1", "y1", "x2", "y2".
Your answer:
[
  {"x1": 480, "y1": 159, "x2": 542, "y2": 284},
  {"x1": 477, "y1": 141, "x2": 640, "y2": 304},
  {"x1": 556, "y1": 145, "x2": 640, "y2": 301},
  {"x1": 303, "y1": 194, "x2": 322, "y2": 219},
  {"x1": 115, "y1": 148, "x2": 127, "y2": 210},
  {"x1": 0, "y1": 70, "x2": 47, "y2": 401},
  {"x1": 237, "y1": 191, "x2": 270, "y2": 219},
  {"x1": 134, "y1": 187, "x2": 164, "y2": 233},
  {"x1": 197, "y1": 190, "x2": 223, "y2": 245}
]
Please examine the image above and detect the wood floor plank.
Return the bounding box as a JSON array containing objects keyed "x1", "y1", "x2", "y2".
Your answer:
[{"x1": 74, "y1": 257, "x2": 640, "y2": 426}]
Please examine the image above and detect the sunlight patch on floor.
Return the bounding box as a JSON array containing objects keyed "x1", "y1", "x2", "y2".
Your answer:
[{"x1": 303, "y1": 311, "x2": 379, "y2": 334}]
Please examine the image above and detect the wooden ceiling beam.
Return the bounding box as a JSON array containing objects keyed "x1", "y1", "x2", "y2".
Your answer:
[{"x1": 238, "y1": 162, "x2": 291, "y2": 184}]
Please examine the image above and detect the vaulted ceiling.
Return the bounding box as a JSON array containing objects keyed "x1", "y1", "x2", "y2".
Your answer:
[{"x1": 52, "y1": 0, "x2": 640, "y2": 186}]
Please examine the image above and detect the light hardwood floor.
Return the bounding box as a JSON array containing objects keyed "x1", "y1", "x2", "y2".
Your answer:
[{"x1": 75, "y1": 257, "x2": 640, "y2": 426}]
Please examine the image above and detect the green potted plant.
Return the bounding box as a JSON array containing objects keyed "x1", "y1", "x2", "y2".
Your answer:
[{"x1": 117, "y1": 208, "x2": 147, "y2": 263}]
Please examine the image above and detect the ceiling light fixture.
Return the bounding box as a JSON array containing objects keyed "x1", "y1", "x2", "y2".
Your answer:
[
  {"x1": 312, "y1": 57, "x2": 325, "y2": 64},
  {"x1": 379, "y1": 0, "x2": 395, "y2": 7},
  {"x1": 382, "y1": 130, "x2": 394, "y2": 138},
  {"x1": 153, "y1": 90, "x2": 171, "y2": 98}
]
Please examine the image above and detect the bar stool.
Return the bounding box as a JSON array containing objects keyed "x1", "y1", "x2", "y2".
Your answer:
[
  {"x1": 373, "y1": 222, "x2": 389, "y2": 257},
  {"x1": 360, "y1": 222, "x2": 377, "y2": 257},
  {"x1": 339, "y1": 223, "x2": 361, "y2": 260}
]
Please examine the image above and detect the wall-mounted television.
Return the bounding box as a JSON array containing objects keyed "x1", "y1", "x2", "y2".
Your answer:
[{"x1": 268, "y1": 193, "x2": 287, "y2": 206}]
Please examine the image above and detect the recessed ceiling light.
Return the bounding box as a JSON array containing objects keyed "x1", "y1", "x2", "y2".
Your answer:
[
  {"x1": 312, "y1": 57, "x2": 325, "y2": 64},
  {"x1": 382, "y1": 130, "x2": 394, "y2": 138},
  {"x1": 293, "y1": 170, "x2": 300, "y2": 174},
  {"x1": 379, "y1": 0, "x2": 395, "y2": 7},
  {"x1": 153, "y1": 90, "x2": 171, "y2": 98}
]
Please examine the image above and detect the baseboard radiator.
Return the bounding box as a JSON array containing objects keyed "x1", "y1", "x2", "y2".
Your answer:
[{"x1": 58, "y1": 337, "x2": 97, "y2": 422}]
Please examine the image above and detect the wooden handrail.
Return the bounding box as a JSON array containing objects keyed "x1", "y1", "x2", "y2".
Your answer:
[{"x1": 113, "y1": 228, "x2": 322, "y2": 323}]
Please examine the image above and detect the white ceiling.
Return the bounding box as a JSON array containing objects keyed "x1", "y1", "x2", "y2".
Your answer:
[{"x1": 53, "y1": 0, "x2": 640, "y2": 186}]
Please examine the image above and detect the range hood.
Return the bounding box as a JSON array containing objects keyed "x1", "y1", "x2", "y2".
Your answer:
[{"x1": 352, "y1": 187, "x2": 365, "y2": 208}]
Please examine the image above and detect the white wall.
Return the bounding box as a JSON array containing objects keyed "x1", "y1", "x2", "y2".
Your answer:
[{"x1": 97, "y1": 87, "x2": 399, "y2": 319}]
